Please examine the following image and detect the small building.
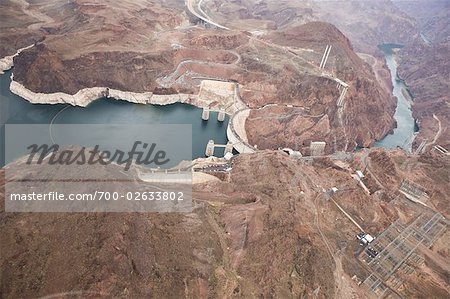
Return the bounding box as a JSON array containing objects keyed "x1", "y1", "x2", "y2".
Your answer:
[
  {"x1": 356, "y1": 170, "x2": 365, "y2": 179},
  {"x1": 366, "y1": 247, "x2": 379, "y2": 258},
  {"x1": 331, "y1": 187, "x2": 339, "y2": 193},
  {"x1": 281, "y1": 148, "x2": 303, "y2": 158},
  {"x1": 310, "y1": 141, "x2": 326, "y2": 156},
  {"x1": 224, "y1": 152, "x2": 234, "y2": 161},
  {"x1": 364, "y1": 234, "x2": 374, "y2": 243},
  {"x1": 357, "y1": 232, "x2": 375, "y2": 246}
]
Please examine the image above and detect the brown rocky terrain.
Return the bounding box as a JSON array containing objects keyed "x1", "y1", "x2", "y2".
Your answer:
[
  {"x1": 1, "y1": 2, "x2": 449, "y2": 297},
  {"x1": 3, "y1": 1, "x2": 446, "y2": 152},
  {"x1": 1, "y1": 148, "x2": 449, "y2": 298},
  {"x1": 244, "y1": 22, "x2": 396, "y2": 152},
  {"x1": 393, "y1": 0, "x2": 449, "y2": 44},
  {"x1": 0, "y1": 0, "x2": 45, "y2": 58},
  {"x1": 0, "y1": 153, "x2": 338, "y2": 298},
  {"x1": 397, "y1": 39, "x2": 450, "y2": 149},
  {"x1": 200, "y1": 0, "x2": 449, "y2": 152},
  {"x1": 2, "y1": 0, "x2": 397, "y2": 152},
  {"x1": 202, "y1": 0, "x2": 419, "y2": 53}
]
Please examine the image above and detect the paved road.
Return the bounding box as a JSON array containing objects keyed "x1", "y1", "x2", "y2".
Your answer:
[
  {"x1": 361, "y1": 148, "x2": 385, "y2": 189},
  {"x1": 186, "y1": 0, "x2": 230, "y2": 30},
  {"x1": 426, "y1": 114, "x2": 442, "y2": 148}
]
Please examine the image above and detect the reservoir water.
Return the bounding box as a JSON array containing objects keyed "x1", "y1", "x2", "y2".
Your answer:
[
  {"x1": 374, "y1": 44, "x2": 417, "y2": 151},
  {"x1": 0, "y1": 70, "x2": 229, "y2": 166}
]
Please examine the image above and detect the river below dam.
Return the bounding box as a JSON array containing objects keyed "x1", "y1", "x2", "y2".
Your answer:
[
  {"x1": 374, "y1": 44, "x2": 417, "y2": 151},
  {"x1": 0, "y1": 70, "x2": 229, "y2": 166}
]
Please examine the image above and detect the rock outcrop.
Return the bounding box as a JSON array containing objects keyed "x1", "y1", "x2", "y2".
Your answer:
[
  {"x1": 0, "y1": 45, "x2": 34, "y2": 74},
  {"x1": 244, "y1": 22, "x2": 396, "y2": 152},
  {"x1": 2, "y1": 149, "x2": 449, "y2": 298},
  {"x1": 397, "y1": 39, "x2": 450, "y2": 148},
  {"x1": 10, "y1": 76, "x2": 195, "y2": 107}
]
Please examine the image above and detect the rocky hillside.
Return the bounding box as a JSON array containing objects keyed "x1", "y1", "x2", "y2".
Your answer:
[
  {"x1": 244, "y1": 22, "x2": 396, "y2": 152},
  {"x1": 1, "y1": 0, "x2": 396, "y2": 153},
  {"x1": 0, "y1": 0, "x2": 44, "y2": 57},
  {"x1": 2, "y1": 0, "x2": 446, "y2": 152},
  {"x1": 202, "y1": 0, "x2": 419, "y2": 53},
  {"x1": 1, "y1": 149, "x2": 449, "y2": 298},
  {"x1": 393, "y1": 0, "x2": 449, "y2": 43},
  {"x1": 201, "y1": 0, "x2": 449, "y2": 151},
  {"x1": 0, "y1": 153, "x2": 339, "y2": 298},
  {"x1": 397, "y1": 39, "x2": 450, "y2": 149}
]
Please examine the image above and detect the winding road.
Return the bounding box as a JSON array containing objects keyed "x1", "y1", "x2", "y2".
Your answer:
[
  {"x1": 186, "y1": 0, "x2": 230, "y2": 30},
  {"x1": 157, "y1": 50, "x2": 241, "y2": 87},
  {"x1": 427, "y1": 114, "x2": 442, "y2": 147}
]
